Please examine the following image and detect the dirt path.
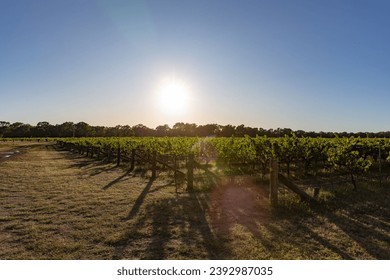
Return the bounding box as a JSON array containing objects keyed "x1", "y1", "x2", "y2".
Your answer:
[
  {"x1": 0, "y1": 143, "x2": 389, "y2": 259},
  {"x1": 0, "y1": 146, "x2": 28, "y2": 162},
  {"x1": 0, "y1": 142, "x2": 49, "y2": 162}
]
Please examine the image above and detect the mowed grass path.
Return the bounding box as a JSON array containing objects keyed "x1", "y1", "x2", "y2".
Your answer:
[{"x1": 0, "y1": 142, "x2": 389, "y2": 259}]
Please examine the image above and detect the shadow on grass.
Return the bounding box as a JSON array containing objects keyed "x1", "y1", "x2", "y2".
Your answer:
[
  {"x1": 316, "y1": 186, "x2": 390, "y2": 259},
  {"x1": 267, "y1": 184, "x2": 390, "y2": 259},
  {"x1": 111, "y1": 180, "x2": 224, "y2": 259},
  {"x1": 102, "y1": 170, "x2": 133, "y2": 190},
  {"x1": 324, "y1": 212, "x2": 389, "y2": 259},
  {"x1": 258, "y1": 216, "x2": 355, "y2": 259},
  {"x1": 205, "y1": 176, "x2": 390, "y2": 259},
  {"x1": 125, "y1": 178, "x2": 156, "y2": 220}
]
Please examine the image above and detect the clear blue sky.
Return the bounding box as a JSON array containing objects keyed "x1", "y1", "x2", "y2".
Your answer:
[{"x1": 1, "y1": 0, "x2": 390, "y2": 132}]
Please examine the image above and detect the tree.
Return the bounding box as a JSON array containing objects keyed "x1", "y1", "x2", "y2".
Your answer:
[
  {"x1": 196, "y1": 124, "x2": 220, "y2": 137},
  {"x1": 75, "y1": 122, "x2": 91, "y2": 137},
  {"x1": 121, "y1": 125, "x2": 134, "y2": 137},
  {"x1": 57, "y1": 122, "x2": 75, "y2": 137},
  {"x1": 218, "y1": 125, "x2": 236, "y2": 137},
  {"x1": 172, "y1": 122, "x2": 197, "y2": 136},
  {"x1": 8, "y1": 122, "x2": 32, "y2": 138},
  {"x1": 132, "y1": 124, "x2": 153, "y2": 137},
  {"x1": 235, "y1": 124, "x2": 258, "y2": 137},
  {"x1": 0, "y1": 121, "x2": 10, "y2": 137},
  {"x1": 34, "y1": 121, "x2": 52, "y2": 137},
  {"x1": 155, "y1": 124, "x2": 171, "y2": 136}
]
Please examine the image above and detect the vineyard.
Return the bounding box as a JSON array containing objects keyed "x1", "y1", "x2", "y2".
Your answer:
[
  {"x1": 52, "y1": 135, "x2": 390, "y2": 199},
  {"x1": 4, "y1": 135, "x2": 389, "y2": 194}
]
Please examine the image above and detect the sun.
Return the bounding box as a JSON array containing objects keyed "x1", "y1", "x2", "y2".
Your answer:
[{"x1": 157, "y1": 76, "x2": 190, "y2": 116}]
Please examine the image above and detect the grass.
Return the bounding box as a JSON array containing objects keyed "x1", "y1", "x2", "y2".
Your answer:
[{"x1": 0, "y1": 142, "x2": 389, "y2": 259}]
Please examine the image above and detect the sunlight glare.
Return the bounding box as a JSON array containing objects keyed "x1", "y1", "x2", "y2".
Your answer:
[{"x1": 157, "y1": 76, "x2": 190, "y2": 116}]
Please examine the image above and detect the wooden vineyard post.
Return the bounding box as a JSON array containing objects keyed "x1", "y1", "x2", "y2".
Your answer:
[
  {"x1": 379, "y1": 140, "x2": 383, "y2": 188},
  {"x1": 116, "y1": 146, "x2": 121, "y2": 167},
  {"x1": 313, "y1": 161, "x2": 319, "y2": 198},
  {"x1": 174, "y1": 155, "x2": 177, "y2": 191},
  {"x1": 313, "y1": 187, "x2": 320, "y2": 198},
  {"x1": 107, "y1": 148, "x2": 112, "y2": 163},
  {"x1": 187, "y1": 153, "x2": 194, "y2": 191},
  {"x1": 130, "y1": 149, "x2": 136, "y2": 171},
  {"x1": 151, "y1": 151, "x2": 157, "y2": 178},
  {"x1": 270, "y1": 158, "x2": 279, "y2": 207}
]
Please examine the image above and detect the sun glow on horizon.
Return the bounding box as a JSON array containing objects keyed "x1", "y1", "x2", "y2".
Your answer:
[{"x1": 156, "y1": 76, "x2": 191, "y2": 116}]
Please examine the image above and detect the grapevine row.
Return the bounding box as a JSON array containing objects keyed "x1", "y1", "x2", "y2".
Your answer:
[{"x1": 57, "y1": 136, "x2": 390, "y2": 181}]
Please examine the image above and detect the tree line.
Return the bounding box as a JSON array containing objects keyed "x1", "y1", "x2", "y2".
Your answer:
[{"x1": 0, "y1": 121, "x2": 389, "y2": 138}]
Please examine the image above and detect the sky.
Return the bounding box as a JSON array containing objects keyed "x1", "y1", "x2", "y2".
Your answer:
[{"x1": 1, "y1": 0, "x2": 390, "y2": 132}]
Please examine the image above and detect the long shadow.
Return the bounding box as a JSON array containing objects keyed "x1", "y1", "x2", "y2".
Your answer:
[
  {"x1": 316, "y1": 202, "x2": 387, "y2": 260},
  {"x1": 304, "y1": 223, "x2": 353, "y2": 259},
  {"x1": 278, "y1": 186, "x2": 388, "y2": 259},
  {"x1": 205, "y1": 176, "x2": 359, "y2": 259},
  {"x1": 318, "y1": 207, "x2": 390, "y2": 259},
  {"x1": 59, "y1": 148, "x2": 119, "y2": 175},
  {"x1": 102, "y1": 170, "x2": 132, "y2": 190},
  {"x1": 257, "y1": 207, "x2": 384, "y2": 259},
  {"x1": 307, "y1": 184, "x2": 390, "y2": 259},
  {"x1": 54, "y1": 144, "x2": 105, "y2": 168},
  {"x1": 125, "y1": 178, "x2": 155, "y2": 220},
  {"x1": 111, "y1": 212, "x2": 149, "y2": 260},
  {"x1": 136, "y1": 191, "x2": 223, "y2": 259},
  {"x1": 256, "y1": 219, "x2": 354, "y2": 259},
  {"x1": 146, "y1": 201, "x2": 171, "y2": 259},
  {"x1": 186, "y1": 191, "x2": 222, "y2": 259},
  {"x1": 266, "y1": 186, "x2": 390, "y2": 259},
  {"x1": 111, "y1": 183, "x2": 226, "y2": 259},
  {"x1": 147, "y1": 181, "x2": 176, "y2": 194}
]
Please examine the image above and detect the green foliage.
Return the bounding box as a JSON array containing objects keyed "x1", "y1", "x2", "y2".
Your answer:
[
  {"x1": 56, "y1": 136, "x2": 390, "y2": 179},
  {"x1": 327, "y1": 137, "x2": 373, "y2": 174}
]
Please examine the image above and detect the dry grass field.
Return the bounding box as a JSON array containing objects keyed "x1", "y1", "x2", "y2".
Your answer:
[{"x1": 0, "y1": 142, "x2": 389, "y2": 259}]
